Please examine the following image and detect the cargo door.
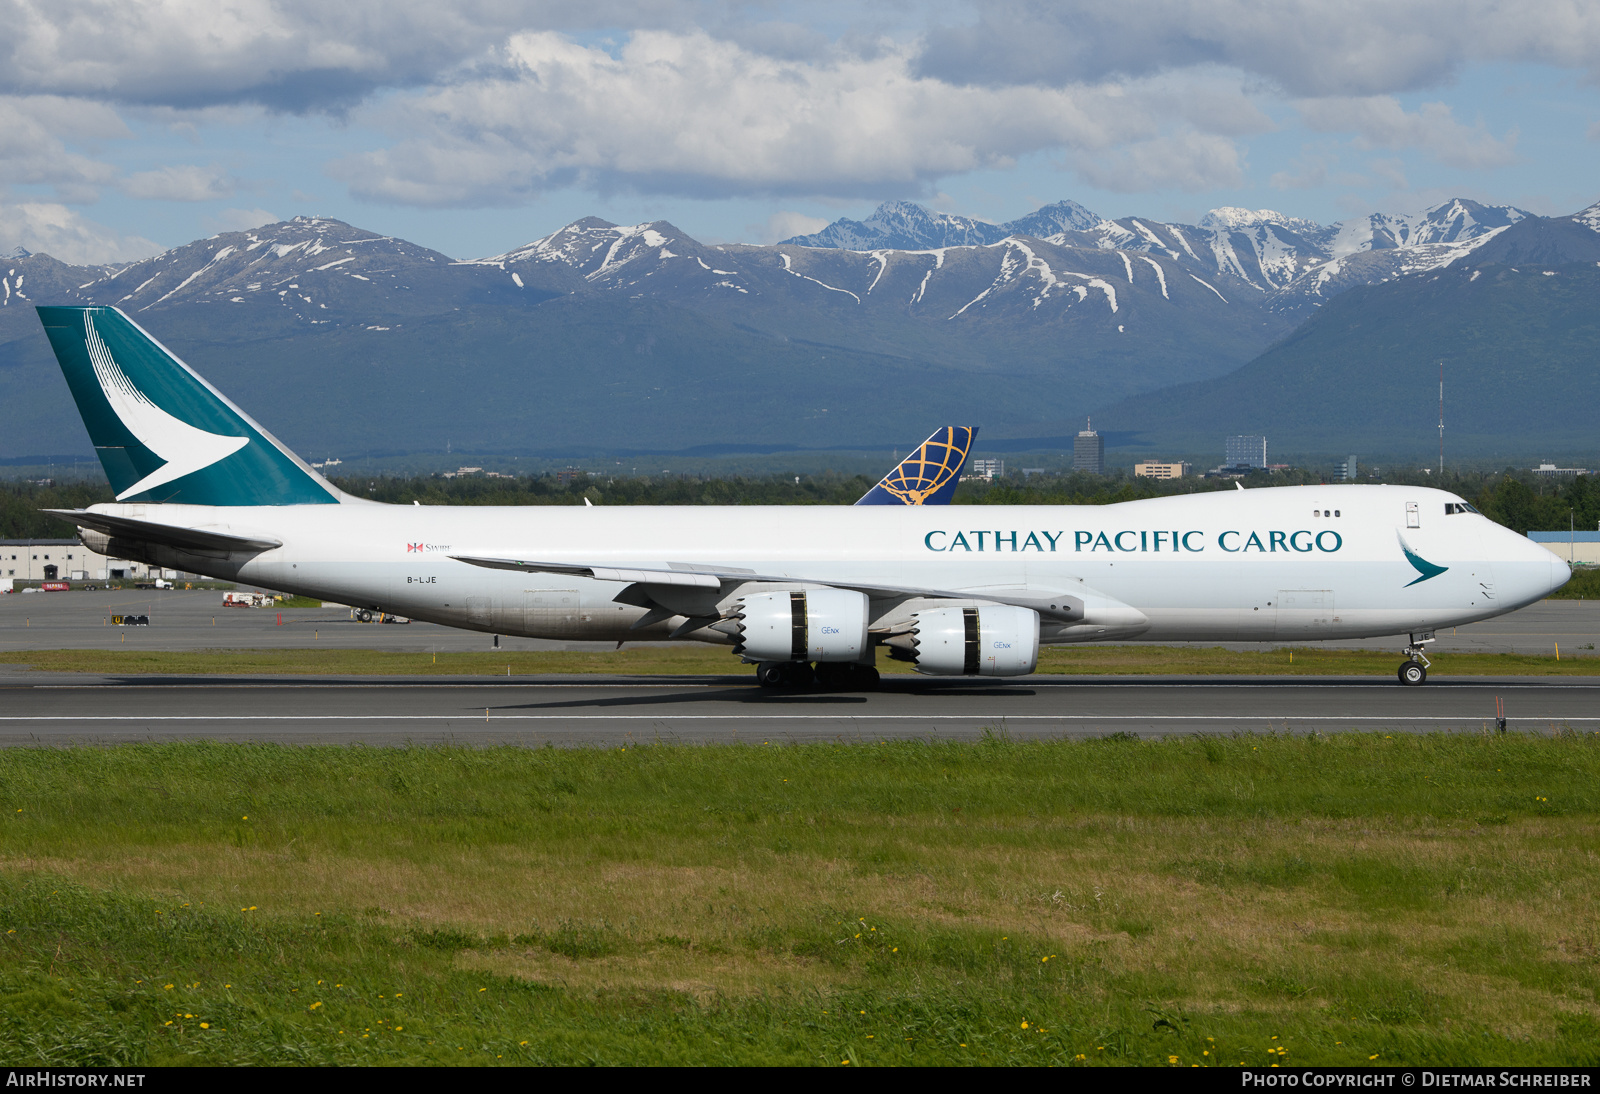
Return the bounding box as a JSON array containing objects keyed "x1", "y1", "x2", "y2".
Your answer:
[
  {"x1": 523, "y1": 588, "x2": 580, "y2": 637},
  {"x1": 465, "y1": 597, "x2": 493, "y2": 629},
  {"x1": 1274, "y1": 589, "x2": 1334, "y2": 640}
]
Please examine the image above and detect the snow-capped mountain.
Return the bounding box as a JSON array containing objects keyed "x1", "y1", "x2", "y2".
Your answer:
[
  {"x1": 780, "y1": 197, "x2": 1530, "y2": 305},
  {"x1": 0, "y1": 196, "x2": 1591, "y2": 461},
  {"x1": 1198, "y1": 207, "x2": 1320, "y2": 234},
  {"x1": 67, "y1": 216, "x2": 540, "y2": 321},
  {"x1": 781, "y1": 199, "x2": 1103, "y2": 250}
]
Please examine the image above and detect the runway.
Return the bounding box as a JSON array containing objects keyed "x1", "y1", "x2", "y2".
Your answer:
[
  {"x1": 0, "y1": 672, "x2": 1593, "y2": 746},
  {"x1": 4, "y1": 586, "x2": 1599, "y2": 655}
]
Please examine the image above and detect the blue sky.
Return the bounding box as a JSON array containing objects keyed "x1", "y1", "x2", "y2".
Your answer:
[{"x1": 4, "y1": 1, "x2": 1600, "y2": 263}]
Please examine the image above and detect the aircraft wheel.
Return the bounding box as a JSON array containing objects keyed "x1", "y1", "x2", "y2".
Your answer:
[
  {"x1": 357, "y1": 609, "x2": 373, "y2": 622},
  {"x1": 788, "y1": 661, "x2": 816, "y2": 688},
  {"x1": 850, "y1": 665, "x2": 881, "y2": 690},
  {"x1": 1398, "y1": 660, "x2": 1427, "y2": 686},
  {"x1": 813, "y1": 663, "x2": 849, "y2": 691},
  {"x1": 755, "y1": 662, "x2": 787, "y2": 688}
]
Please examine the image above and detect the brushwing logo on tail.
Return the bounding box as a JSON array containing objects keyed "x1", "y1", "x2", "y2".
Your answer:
[{"x1": 84, "y1": 312, "x2": 249, "y2": 501}]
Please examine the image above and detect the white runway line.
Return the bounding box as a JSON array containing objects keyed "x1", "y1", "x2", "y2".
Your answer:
[{"x1": 2, "y1": 714, "x2": 1596, "y2": 722}]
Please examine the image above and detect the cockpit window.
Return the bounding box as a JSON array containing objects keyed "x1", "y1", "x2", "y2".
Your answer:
[{"x1": 1445, "y1": 502, "x2": 1480, "y2": 515}]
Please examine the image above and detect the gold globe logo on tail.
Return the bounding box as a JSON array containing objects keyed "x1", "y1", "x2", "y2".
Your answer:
[{"x1": 875, "y1": 427, "x2": 975, "y2": 504}]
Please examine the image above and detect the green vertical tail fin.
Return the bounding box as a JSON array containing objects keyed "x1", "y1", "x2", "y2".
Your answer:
[{"x1": 37, "y1": 306, "x2": 340, "y2": 505}]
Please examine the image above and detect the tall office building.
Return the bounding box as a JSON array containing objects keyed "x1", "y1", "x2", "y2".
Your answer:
[
  {"x1": 1225, "y1": 435, "x2": 1267, "y2": 469},
  {"x1": 1074, "y1": 419, "x2": 1104, "y2": 474}
]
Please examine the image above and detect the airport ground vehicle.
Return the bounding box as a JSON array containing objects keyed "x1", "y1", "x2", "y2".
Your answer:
[
  {"x1": 221, "y1": 592, "x2": 274, "y2": 608},
  {"x1": 35, "y1": 306, "x2": 1569, "y2": 687}
]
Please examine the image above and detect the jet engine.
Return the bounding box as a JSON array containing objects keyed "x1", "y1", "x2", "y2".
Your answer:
[
  {"x1": 729, "y1": 589, "x2": 869, "y2": 662},
  {"x1": 885, "y1": 604, "x2": 1039, "y2": 676}
]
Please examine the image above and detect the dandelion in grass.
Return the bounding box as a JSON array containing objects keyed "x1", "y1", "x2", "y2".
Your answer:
[
  {"x1": 1169, "y1": 1055, "x2": 1179, "y2": 1063},
  {"x1": 200, "y1": 1023, "x2": 209, "y2": 1030}
]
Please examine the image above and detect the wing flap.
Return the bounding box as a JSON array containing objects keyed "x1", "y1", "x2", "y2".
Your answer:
[{"x1": 448, "y1": 554, "x2": 1093, "y2": 622}]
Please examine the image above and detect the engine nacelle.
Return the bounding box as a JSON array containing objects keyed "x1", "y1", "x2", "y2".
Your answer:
[
  {"x1": 886, "y1": 605, "x2": 1039, "y2": 676},
  {"x1": 732, "y1": 588, "x2": 869, "y2": 662}
]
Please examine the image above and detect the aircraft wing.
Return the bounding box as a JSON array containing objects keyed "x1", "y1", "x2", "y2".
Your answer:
[
  {"x1": 449, "y1": 553, "x2": 1087, "y2": 622},
  {"x1": 855, "y1": 426, "x2": 976, "y2": 505},
  {"x1": 44, "y1": 509, "x2": 283, "y2": 554}
]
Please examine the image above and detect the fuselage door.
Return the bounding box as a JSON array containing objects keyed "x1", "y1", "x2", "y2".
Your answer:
[
  {"x1": 1406, "y1": 501, "x2": 1420, "y2": 528},
  {"x1": 1275, "y1": 589, "x2": 1335, "y2": 640},
  {"x1": 524, "y1": 588, "x2": 580, "y2": 637}
]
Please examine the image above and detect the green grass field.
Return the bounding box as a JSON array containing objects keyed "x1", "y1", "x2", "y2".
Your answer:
[
  {"x1": 3, "y1": 643, "x2": 1598, "y2": 677},
  {"x1": 1, "y1": 734, "x2": 1597, "y2": 1066}
]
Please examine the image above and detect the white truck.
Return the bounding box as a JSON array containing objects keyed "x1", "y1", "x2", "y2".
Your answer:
[{"x1": 222, "y1": 591, "x2": 274, "y2": 608}]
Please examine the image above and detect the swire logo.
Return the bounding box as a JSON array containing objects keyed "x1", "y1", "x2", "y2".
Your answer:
[
  {"x1": 404, "y1": 542, "x2": 452, "y2": 553},
  {"x1": 407, "y1": 542, "x2": 424, "y2": 553}
]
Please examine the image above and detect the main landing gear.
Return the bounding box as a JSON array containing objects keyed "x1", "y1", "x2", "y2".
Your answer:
[
  {"x1": 1397, "y1": 631, "x2": 1435, "y2": 686},
  {"x1": 755, "y1": 661, "x2": 880, "y2": 691}
]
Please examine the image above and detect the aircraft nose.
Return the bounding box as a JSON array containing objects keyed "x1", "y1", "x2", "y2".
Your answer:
[{"x1": 1548, "y1": 553, "x2": 1572, "y2": 597}]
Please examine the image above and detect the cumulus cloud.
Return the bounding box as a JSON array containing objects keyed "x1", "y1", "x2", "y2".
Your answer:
[
  {"x1": 1297, "y1": 97, "x2": 1517, "y2": 169},
  {"x1": 120, "y1": 163, "x2": 238, "y2": 201},
  {"x1": 328, "y1": 31, "x2": 1257, "y2": 204},
  {"x1": 916, "y1": 0, "x2": 1600, "y2": 98},
  {"x1": 201, "y1": 207, "x2": 281, "y2": 233},
  {"x1": 0, "y1": 0, "x2": 713, "y2": 112},
  {"x1": 1071, "y1": 130, "x2": 1246, "y2": 193},
  {"x1": 750, "y1": 210, "x2": 831, "y2": 243},
  {"x1": 0, "y1": 200, "x2": 159, "y2": 264},
  {"x1": 0, "y1": 96, "x2": 123, "y2": 195}
]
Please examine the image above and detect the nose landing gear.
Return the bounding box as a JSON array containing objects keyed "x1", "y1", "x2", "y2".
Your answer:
[{"x1": 1398, "y1": 631, "x2": 1435, "y2": 686}]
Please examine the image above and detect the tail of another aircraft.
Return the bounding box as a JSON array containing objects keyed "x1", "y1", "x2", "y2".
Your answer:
[
  {"x1": 855, "y1": 426, "x2": 977, "y2": 505},
  {"x1": 36, "y1": 306, "x2": 340, "y2": 506}
]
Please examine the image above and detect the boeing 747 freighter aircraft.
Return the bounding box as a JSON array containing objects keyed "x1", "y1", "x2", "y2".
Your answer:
[{"x1": 35, "y1": 306, "x2": 1568, "y2": 688}]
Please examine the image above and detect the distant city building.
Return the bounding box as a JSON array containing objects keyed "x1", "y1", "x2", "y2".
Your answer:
[
  {"x1": 1134, "y1": 461, "x2": 1192, "y2": 480},
  {"x1": 1021, "y1": 468, "x2": 1046, "y2": 478},
  {"x1": 1204, "y1": 465, "x2": 1255, "y2": 479},
  {"x1": 1533, "y1": 463, "x2": 1590, "y2": 478},
  {"x1": 1225, "y1": 435, "x2": 1267, "y2": 469},
  {"x1": 1338, "y1": 455, "x2": 1358, "y2": 481},
  {"x1": 969, "y1": 458, "x2": 1004, "y2": 481},
  {"x1": 1073, "y1": 419, "x2": 1104, "y2": 474}
]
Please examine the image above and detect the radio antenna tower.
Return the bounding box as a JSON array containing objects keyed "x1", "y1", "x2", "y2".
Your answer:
[{"x1": 1438, "y1": 360, "x2": 1444, "y2": 475}]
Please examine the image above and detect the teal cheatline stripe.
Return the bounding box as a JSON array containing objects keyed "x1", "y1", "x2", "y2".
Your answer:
[
  {"x1": 1399, "y1": 534, "x2": 1449, "y2": 587},
  {"x1": 856, "y1": 426, "x2": 978, "y2": 505},
  {"x1": 36, "y1": 306, "x2": 339, "y2": 506}
]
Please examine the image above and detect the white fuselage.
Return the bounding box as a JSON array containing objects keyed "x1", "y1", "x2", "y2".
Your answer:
[{"x1": 93, "y1": 484, "x2": 1566, "y2": 648}]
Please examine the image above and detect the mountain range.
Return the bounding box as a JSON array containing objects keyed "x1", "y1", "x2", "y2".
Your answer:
[{"x1": 0, "y1": 193, "x2": 1593, "y2": 462}]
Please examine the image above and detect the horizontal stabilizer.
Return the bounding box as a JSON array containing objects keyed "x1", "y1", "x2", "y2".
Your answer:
[
  {"x1": 45, "y1": 509, "x2": 282, "y2": 554},
  {"x1": 856, "y1": 426, "x2": 977, "y2": 505}
]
